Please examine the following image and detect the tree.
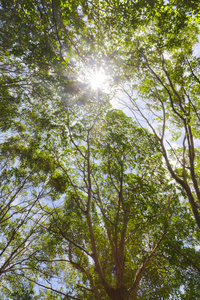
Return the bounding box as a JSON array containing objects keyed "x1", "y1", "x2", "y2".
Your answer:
[
  {"x1": 16, "y1": 104, "x2": 200, "y2": 300},
  {"x1": 110, "y1": 14, "x2": 200, "y2": 231},
  {"x1": 0, "y1": 143, "x2": 50, "y2": 298},
  {"x1": 1, "y1": 0, "x2": 200, "y2": 299}
]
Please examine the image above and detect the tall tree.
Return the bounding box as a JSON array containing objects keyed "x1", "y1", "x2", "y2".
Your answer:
[
  {"x1": 17, "y1": 104, "x2": 200, "y2": 300},
  {"x1": 0, "y1": 141, "x2": 52, "y2": 298},
  {"x1": 113, "y1": 16, "x2": 200, "y2": 230},
  {"x1": 1, "y1": 0, "x2": 200, "y2": 298}
]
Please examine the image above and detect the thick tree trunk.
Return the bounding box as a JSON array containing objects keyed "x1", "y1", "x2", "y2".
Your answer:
[{"x1": 106, "y1": 286, "x2": 130, "y2": 300}]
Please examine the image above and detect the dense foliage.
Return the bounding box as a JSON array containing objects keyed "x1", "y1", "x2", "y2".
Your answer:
[{"x1": 1, "y1": 0, "x2": 200, "y2": 299}]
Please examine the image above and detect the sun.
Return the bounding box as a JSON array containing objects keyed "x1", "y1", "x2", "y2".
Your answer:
[
  {"x1": 77, "y1": 64, "x2": 110, "y2": 93},
  {"x1": 89, "y1": 69, "x2": 106, "y2": 90}
]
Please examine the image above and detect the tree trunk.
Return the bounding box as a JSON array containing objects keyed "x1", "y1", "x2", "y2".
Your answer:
[{"x1": 107, "y1": 286, "x2": 130, "y2": 300}]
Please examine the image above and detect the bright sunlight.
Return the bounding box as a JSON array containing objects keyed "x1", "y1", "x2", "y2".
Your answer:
[
  {"x1": 89, "y1": 69, "x2": 106, "y2": 90},
  {"x1": 78, "y1": 64, "x2": 109, "y2": 92}
]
